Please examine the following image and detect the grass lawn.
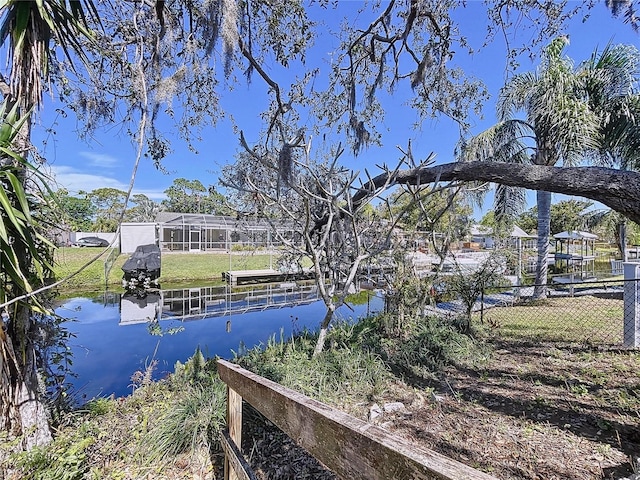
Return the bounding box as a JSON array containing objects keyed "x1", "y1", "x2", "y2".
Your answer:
[
  {"x1": 53, "y1": 247, "x2": 279, "y2": 292},
  {"x1": 475, "y1": 296, "x2": 625, "y2": 344}
]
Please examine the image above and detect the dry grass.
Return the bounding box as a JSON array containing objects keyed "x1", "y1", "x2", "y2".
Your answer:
[{"x1": 369, "y1": 339, "x2": 640, "y2": 479}]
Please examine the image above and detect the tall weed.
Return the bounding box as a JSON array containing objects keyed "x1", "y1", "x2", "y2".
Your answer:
[
  {"x1": 338, "y1": 313, "x2": 485, "y2": 379},
  {"x1": 142, "y1": 349, "x2": 226, "y2": 461},
  {"x1": 142, "y1": 382, "x2": 226, "y2": 461},
  {"x1": 237, "y1": 329, "x2": 389, "y2": 404}
]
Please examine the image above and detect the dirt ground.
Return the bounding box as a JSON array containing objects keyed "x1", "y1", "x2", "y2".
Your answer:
[{"x1": 240, "y1": 338, "x2": 640, "y2": 480}]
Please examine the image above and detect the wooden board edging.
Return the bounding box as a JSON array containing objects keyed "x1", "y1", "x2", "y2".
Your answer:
[
  {"x1": 217, "y1": 359, "x2": 497, "y2": 480},
  {"x1": 220, "y1": 429, "x2": 258, "y2": 480}
]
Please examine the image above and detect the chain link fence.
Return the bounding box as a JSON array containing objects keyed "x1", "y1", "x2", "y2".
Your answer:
[{"x1": 426, "y1": 278, "x2": 638, "y2": 347}]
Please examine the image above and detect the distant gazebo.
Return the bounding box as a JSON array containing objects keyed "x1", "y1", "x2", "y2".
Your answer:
[{"x1": 553, "y1": 230, "x2": 598, "y2": 280}]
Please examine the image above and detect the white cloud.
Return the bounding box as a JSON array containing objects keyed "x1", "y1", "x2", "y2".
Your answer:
[
  {"x1": 49, "y1": 165, "x2": 166, "y2": 200},
  {"x1": 135, "y1": 189, "x2": 167, "y2": 201},
  {"x1": 49, "y1": 165, "x2": 126, "y2": 193},
  {"x1": 78, "y1": 151, "x2": 120, "y2": 168}
]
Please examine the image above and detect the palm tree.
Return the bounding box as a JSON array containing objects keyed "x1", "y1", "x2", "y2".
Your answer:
[
  {"x1": 578, "y1": 43, "x2": 640, "y2": 260},
  {"x1": 462, "y1": 38, "x2": 640, "y2": 298},
  {"x1": 0, "y1": 101, "x2": 56, "y2": 446},
  {"x1": 0, "y1": 0, "x2": 98, "y2": 448}
]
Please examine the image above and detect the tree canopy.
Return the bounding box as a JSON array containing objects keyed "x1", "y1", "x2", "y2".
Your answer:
[
  {"x1": 516, "y1": 199, "x2": 593, "y2": 235},
  {"x1": 2, "y1": 0, "x2": 640, "y2": 447},
  {"x1": 161, "y1": 178, "x2": 230, "y2": 215}
]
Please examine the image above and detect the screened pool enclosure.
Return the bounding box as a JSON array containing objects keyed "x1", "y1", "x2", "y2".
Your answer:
[{"x1": 154, "y1": 213, "x2": 300, "y2": 252}]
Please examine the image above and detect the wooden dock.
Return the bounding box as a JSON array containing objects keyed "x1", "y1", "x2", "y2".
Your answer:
[{"x1": 222, "y1": 269, "x2": 315, "y2": 286}]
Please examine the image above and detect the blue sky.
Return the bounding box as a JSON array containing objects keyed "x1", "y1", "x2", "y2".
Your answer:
[{"x1": 33, "y1": 1, "x2": 639, "y2": 218}]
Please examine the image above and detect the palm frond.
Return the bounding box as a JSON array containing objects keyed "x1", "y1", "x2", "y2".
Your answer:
[
  {"x1": 0, "y1": 98, "x2": 53, "y2": 307},
  {"x1": 0, "y1": 0, "x2": 99, "y2": 108},
  {"x1": 497, "y1": 72, "x2": 538, "y2": 120},
  {"x1": 460, "y1": 120, "x2": 533, "y2": 164},
  {"x1": 577, "y1": 43, "x2": 640, "y2": 168},
  {"x1": 494, "y1": 183, "x2": 527, "y2": 227}
]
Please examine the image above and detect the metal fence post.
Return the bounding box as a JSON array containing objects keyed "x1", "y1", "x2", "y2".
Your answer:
[{"x1": 623, "y1": 262, "x2": 640, "y2": 348}]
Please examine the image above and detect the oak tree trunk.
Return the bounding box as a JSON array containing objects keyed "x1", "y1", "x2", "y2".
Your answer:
[{"x1": 353, "y1": 162, "x2": 640, "y2": 226}]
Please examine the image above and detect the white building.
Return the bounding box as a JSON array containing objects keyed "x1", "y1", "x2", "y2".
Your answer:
[{"x1": 117, "y1": 213, "x2": 299, "y2": 254}]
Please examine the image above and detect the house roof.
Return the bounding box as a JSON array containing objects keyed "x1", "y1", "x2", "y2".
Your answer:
[
  {"x1": 470, "y1": 224, "x2": 534, "y2": 238},
  {"x1": 511, "y1": 225, "x2": 535, "y2": 238},
  {"x1": 154, "y1": 212, "x2": 293, "y2": 231},
  {"x1": 155, "y1": 212, "x2": 238, "y2": 226},
  {"x1": 553, "y1": 230, "x2": 598, "y2": 240},
  {"x1": 470, "y1": 225, "x2": 492, "y2": 236}
]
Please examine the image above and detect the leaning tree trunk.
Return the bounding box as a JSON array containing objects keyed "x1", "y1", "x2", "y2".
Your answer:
[
  {"x1": 533, "y1": 190, "x2": 552, "y2": 299},
  {"x1": 351, "y1": 162, "x2": 640, "y2": 226}
]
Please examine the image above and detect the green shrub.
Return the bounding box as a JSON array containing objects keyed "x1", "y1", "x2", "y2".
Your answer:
[
  {"x1": 142, "y1": 349, "x2": 226, "y2": 461},
  {"x1": 337, "y1": 312, "x2": 485, "y2": 380},
  {"x1": 85, "y1": 397, "x2": 112, "y2": 416},
  {"x1": 381, "y1": 316, "x2": 478, "y2": 377},
  {"x1": 12, "y1": 436, "x2": 95, "y2": 480}
]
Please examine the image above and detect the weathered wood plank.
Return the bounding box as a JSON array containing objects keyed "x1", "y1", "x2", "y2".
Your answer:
[
  {"x1": 217, "y1": 359, "x2": 497, "y2": 480},
  {"x1": 225, "y1": 387, "x2": 243, "y2": 480},
  {"x1": 220, "y1": 429, "x2": 258, "y2": 480}
]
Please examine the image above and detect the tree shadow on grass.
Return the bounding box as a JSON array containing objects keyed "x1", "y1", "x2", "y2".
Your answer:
[{"x1": 440, "y1": 338, "x2": 639, "y2": 477}]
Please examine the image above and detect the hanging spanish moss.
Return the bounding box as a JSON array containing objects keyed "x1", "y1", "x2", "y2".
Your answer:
[
  {"x1": 350, "y1": 115, "x2": 371, "y2": 155},
  {"x1": 278, "y1": 144, "x2": 293, "y2": 187},
  {"x1": 222, "y1": 0, "x2": 239, "y2": 77}
]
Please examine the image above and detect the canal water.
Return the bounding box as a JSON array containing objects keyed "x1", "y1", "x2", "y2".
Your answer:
[{"x1": 56, "y1": 283, "x2": 383, "y2": 403}]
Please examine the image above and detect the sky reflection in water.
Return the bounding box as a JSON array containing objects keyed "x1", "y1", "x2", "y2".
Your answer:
[{"x1": 56, "y1": 284, "x2": 382, "y2": 403}]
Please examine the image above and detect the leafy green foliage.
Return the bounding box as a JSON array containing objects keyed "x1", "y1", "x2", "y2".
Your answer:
[
  {"x1": 48, "y1": 190, "x2": 161, "y2": 232},
  {"x1": 161, "y1": 178, "x2": 231, "y2": 215},
  {"x1": 84, "y1": 188, "x2": 127, "y2": 232},
  {"x1": 0, "y1": 99, "x2": 54, "y2": 308},
  {"x1": 517, "y1": 199, "x2": 593, "y2": 236},
  {"x1": 12, "y1": 436, "x2": 95, "y2": 480},
  {"x1": 84, "y1": 398, "x2": 112, "y2": 417},
  {"x1": 49, "y1": 189, "x2": 95, "y2": 233},
  {"x1": 383, "y1": 272, "x2": 434, "y2": 336}
]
